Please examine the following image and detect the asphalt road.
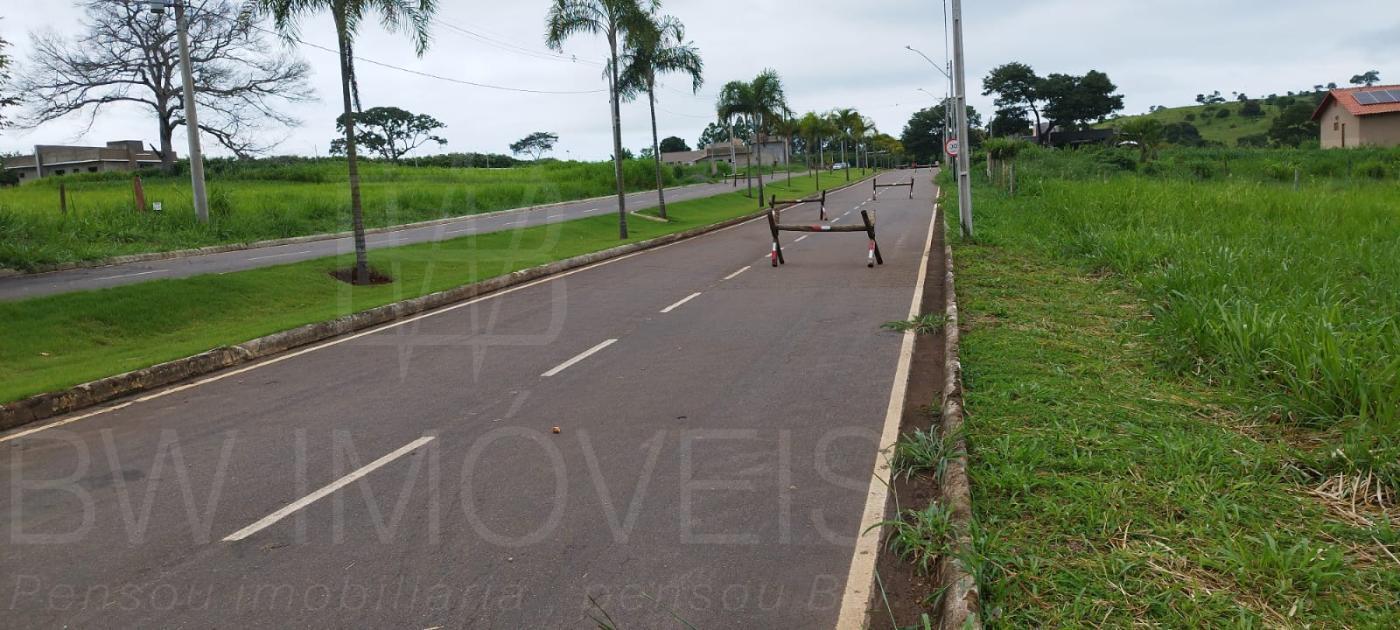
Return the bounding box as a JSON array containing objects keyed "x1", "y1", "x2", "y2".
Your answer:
[
  {"x1": 1, "y1": 169, "x2": 937, "y2": 628},
  {"x1": 0, "y1": 173, "x2": 799, "y2": 302}
]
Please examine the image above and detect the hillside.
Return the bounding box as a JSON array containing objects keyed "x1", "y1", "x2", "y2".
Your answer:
[{"x1": 1099, "y1": 92, "x2": 1326, "y2": 147}]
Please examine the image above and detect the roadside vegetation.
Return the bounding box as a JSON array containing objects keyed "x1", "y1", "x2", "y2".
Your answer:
[
  {"x1": 940, "y1": 145, "x2": 1399, "y2": 626},
  {"x1": 0, "y1": 169, "x2": 851, "y2": 404},
  {"x1": 0, "y1": 158, "x2": 720, "y2": 270}
]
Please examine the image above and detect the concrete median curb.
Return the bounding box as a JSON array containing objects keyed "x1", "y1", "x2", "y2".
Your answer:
[
  {"x1": 936, "y1": 210, "x2": 981, "y2": 629},
  {"x1": 0, "y1": 173, "x2": 882, "y2": 433}
]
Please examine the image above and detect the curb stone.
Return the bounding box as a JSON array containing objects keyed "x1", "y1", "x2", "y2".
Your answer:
[
  {"x1": 936, "y1": 207, "x2": 981, "y2": 629},
  {"x1": 0, "y1": 173, "x2": 881, "y2": 433}
]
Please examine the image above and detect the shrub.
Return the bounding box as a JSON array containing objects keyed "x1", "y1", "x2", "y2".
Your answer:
[
  {"x1": 1184, "y1": 113, "x2": 1197, "y2": 122},
  {"x1": 1185, "y1": 159, "x2": 1218, "y2": 179},
  {"x1": 1216, "y1": 108, "x2": 1231, "y2": 119},
  {"x1": 1238, "y1": 134, "x2": 1270, "y2": 148},
  {"x1": 1263, "y1": 161, "x2": 1296, "y2": 182},
  {"x1": 1356, "y1": 160, "x2": 1390, "y2": 180},
  {"x1": 1097, "y1": 151, "x2": 1137, "y2": 172}
]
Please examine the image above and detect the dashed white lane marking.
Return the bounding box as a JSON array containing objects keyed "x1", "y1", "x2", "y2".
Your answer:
[
  {"x1": 585, "y1": 208, "x2": 602, "y2": 214},
  {"x1": 223, "y1": 436, "x2": 436, "y2": 542},
  {"x1": 795, "y1": 235, "x2": 809, "y2": 242},
  {"x1": 723, "y1": 266, "x2": 751, "y2": 280},
  {"x1": 444, "y1": 227, "x2": 474, "y2": 235},
  {"x1": 248, "y1": 250, "x2": 314, "y2": 262},
  {"x1": 96, "y1": 269, "x2": 168, "y2": 281},
  {"x1": 541, "y1": 339, "x2": 618, "y2": 377},
  {"x1": 503, "y1": 220, "x2": 522, "y2": 226},
  {"x1": 547, "y1": 214, "x2": 564, "y2": 219},
  {"x1": 659, "y1": 292, "x2": 702, "y2": 314},
  {"x1": 4, "y1": 211, "x2": 779, "y2": 444}
]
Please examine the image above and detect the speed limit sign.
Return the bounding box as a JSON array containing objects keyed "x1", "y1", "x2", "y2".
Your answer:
[{"x1": 945, "y1": 138, "x2": 960, "y2": 158}]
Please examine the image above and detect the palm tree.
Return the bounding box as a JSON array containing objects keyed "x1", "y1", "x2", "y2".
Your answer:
[
  {"x1": 253, "y1": 0, "x2": 437, "y2": 284},
  {"x1": 547, "y1": 0, "x2": 651, "y2": 239},
  {"x1": 830, "y1": 108, "x2": 860, "y2": 182},
  {"x1": 770, "y1": 110, "x2": 798, "y2": 182},
  {"x1": 797, "y1": 111, "x2": 822, "y2": 184},
  {"x1": 619, "y1": 12, "x2": 703, "y2": 221},
  {"x1": 716, "y1": 80, "x2": 750, "y2": 192},
  {"x1": 742, "y1": 69, "x2": 787, "y2": 207}
]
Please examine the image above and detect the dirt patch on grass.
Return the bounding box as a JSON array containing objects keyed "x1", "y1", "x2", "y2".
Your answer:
[{"x1": 329, "y1": 266, "x2": 393, "y2": 285}]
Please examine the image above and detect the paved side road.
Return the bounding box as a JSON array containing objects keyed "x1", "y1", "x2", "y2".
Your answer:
[
  {"x1": 0, "y1": 173, "x2": 798, "y2": 302},
  {"x1": 1, "y1": 169, "x2": 936, "y2": 628}
]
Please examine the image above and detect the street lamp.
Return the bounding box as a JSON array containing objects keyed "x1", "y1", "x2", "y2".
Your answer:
[
  {"x1": 147, "y1": 0, "x2": 209, "y2": 223},
  {"x1": 906, "y1": 46, "x2": 954, "y2": 166},
  {"x1": 905, "y1": 4, "x2": 972, "y2": 238}
]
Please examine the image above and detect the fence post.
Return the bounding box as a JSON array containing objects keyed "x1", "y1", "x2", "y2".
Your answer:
[
  {"x1": 1293, "y1": 167, "x2": 1300, "y2": 191},
  {"x1": 59, "y1": 183, "x2": 67, "y2": 215},
  {"x1": 133, "y1": 175, "x2": 147, "y2": 212}
]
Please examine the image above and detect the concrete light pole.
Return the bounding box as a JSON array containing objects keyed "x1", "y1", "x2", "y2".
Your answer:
[
  {"x1": 950, "y1": 0, "x2": 973, "y2": 238},
  {"x1": 149, "y1": 0, "x2": 209, "y2": 223}
]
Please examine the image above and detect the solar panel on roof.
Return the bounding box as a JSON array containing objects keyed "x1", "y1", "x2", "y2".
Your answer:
[
  {"x1": 1355, "y1": 91, "x2": 1379, "y2": 105},
  {"x1": 1382, "y1": 90, "x2": 1400, "y2": 104}
]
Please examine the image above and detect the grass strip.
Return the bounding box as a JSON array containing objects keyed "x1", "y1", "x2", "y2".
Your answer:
[
  {"x1": 0, "y1": 173, "x2": 835, "y2": 404},
  {"x1": 946, "y1": 169, "x2": 1400, "y2": 626}
]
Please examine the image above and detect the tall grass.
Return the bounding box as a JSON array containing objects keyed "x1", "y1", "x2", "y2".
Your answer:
[
  {"x1": 0, "y1": 159, "x2": 717, "y2": 269},
  {"x1": 960, "y1": 146, "x2": 1400, "y2": 495}
]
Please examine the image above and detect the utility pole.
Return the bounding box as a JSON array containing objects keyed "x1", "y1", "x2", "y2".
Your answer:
[
  {"x1": 150, "y1": 0, "x2": 209, "y2": 223},
  {"x1": 950, "y1": 0, "x2": 973, "y2": 238}
]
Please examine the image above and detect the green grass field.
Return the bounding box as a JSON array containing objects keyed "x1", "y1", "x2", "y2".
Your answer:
[
  {"x1": 936, "y1": 148, "x2": 1399, "y2": 626},
  {"x1": 1097, "y1": 92, "x2": 1326, "y2": 147},
  {"x1": 0, "y1": 158, "x2": 745, "y2": 270},
  {"x1": 0, "y1": 170, "x2": 848, "y2": 404}
]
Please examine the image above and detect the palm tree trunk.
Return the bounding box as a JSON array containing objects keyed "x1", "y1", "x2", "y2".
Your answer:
[
  {"x1": 335, "y1": 19, "x2": 370, "y2": 283},
  {"x1": 607, "y1": 32, "x2": 628, "y2": 239},
  {"x1": 728, "y1": 121, "x2": 737, "y2": 188},
  {"x1": 842, "y1": 140, "x2": 850, "y2": 182},
  {"x1": 647, "y1": 81, "x2": 666, "y2": 220},
  {"x1": 754, "y1": 117, "x2": 764, "y2": 206}
]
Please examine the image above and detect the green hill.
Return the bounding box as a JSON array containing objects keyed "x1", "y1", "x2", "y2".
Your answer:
[{"x1": 1098, "y1": 92, "x2": 1325, "y2": 147}]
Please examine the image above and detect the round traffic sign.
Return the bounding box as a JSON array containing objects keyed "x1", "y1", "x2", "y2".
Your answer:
[{"x1": 945, "y1": 138, "x2": 960, "y2": 157}]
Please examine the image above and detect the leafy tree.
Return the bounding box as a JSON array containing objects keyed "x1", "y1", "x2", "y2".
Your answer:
[
  {"x1": 659, "y1": 136, "x2": 690, "y2": 152},
  {"x1": 1041, "y1": 70, "x2": 1124, "y2": 131},
  {"x1": 253, "y1": 0, "x2": 436, "y2": 284},
  {"x1": 697, "y1": 120, "x2": 748, "y2": 147},
  {"x1": 330, "y1": 107, "x2": 446, "y2": 161},
  {"x1": 0, "y1": 30, "x2": 17, "y2": 130},
  {"x1": 797, "y1": 111, "x2": 834, "y2": 174},
  {"x1": 619, "y1": 10, "x2": 702, "y2": 220},
  {"x1": 1350, "y1": 70, "x2": 1381, "y2": 87},
  {"x1": 1240, "y1": 99, "x2": 1264, "y2": 118},
  {"x1": 547, "y1": 0, "x2": 651, "y2": 239},
  {"x1": 1162, "y1": 121, "x2": 1203, "y2": 146},
  {"x1": 1267, "y1": 102, "x2": 1320, "y2": 147},
  {"x1": 982, "y1": 62, "x2": 1045, "y2": 143},
  {"x1": 510, "y1": 131, "x2": 560, "y2": 160},
  {"x1": 1117, "y1": 117, "x2": 1163, "y2": 163},
  {"x1": 989, "y1": 107, "x2": 1031, "y2": 137},
  {"x1": 899, "y1": 100, "x2": 979, "y2": 163},
  {"x1": 22, "y1": 1, "x2": 312, "y2": 168}
]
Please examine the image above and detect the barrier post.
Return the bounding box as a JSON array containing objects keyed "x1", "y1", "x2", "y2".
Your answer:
[
  {"x1": 766, "y1": 209, "x2": 785, "y2": 267},
  {"x1": 909, "y1": 176, "x2": 915, "y2": 199},
  {"x1": 861, "y1": 209, "x2": 883, "y2": 268},
  {"x1": 820, "y1": 189, "x2": 828, "y2": 221}
]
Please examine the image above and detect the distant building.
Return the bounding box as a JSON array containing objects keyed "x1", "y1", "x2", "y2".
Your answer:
[
  {"x1": 1312, "y1": 85, "x2": 1400, "y2": 148},
  {"x1": 661, "y1": 138, "x2": 789, "y2": 169},
  {"x1": 3, "y1": 141, "x2": 168, "y2": 182}
]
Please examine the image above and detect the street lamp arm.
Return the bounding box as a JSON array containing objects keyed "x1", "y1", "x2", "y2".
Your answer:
[{"x1": 904, "y1": 45, "x2": 952, "y2": 80}]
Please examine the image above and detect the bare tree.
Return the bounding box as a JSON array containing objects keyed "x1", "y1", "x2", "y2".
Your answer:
[{"x1": 18, "y1": 0, "x2": 313, "y2": 169}]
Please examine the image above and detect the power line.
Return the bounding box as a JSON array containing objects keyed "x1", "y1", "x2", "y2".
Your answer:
[{"x1": 435, "y1": 18, "x2": 607, "y2": 68}]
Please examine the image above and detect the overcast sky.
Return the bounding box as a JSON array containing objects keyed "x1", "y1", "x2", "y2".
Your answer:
[{"x1": 2, "y1": 0, "x2": 1397, "y2": 159}]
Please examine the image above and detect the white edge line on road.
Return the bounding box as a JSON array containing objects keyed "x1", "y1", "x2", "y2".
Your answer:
[
  {"x1": 722, "y1": 265, "x2": 750, "y2": 281},
  {"x1": 223, "y1": 436, "x2": 436, "y2": 542},
  {"x1": 95, "y1": 269, "x2": 167, "y2": 281},
  {"x1": 248, "y1": 250, "x2": 313, "y2": 261},
  {"x1": 541, "y1": 339, "x2": 617, "y2": 377},
  {"x1": 659, "y1": 292, "x2": 702, "y2": 314},
  {"x1": 835, "y1": 192, "x2": 940, "y2": 629},
  {"x1": 0, "y1": 187, "x2": 818, "y2": 443},
  {"x1": 794, "y1": 235, "x2": 808, "y2": 242}
]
